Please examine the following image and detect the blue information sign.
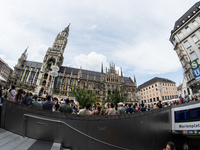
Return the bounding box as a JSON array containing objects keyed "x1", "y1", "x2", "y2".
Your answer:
[{"x1": 193, "y1": 68, "x2": 200, "y2": 80}]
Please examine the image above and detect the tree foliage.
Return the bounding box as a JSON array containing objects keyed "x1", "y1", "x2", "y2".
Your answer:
[
  {"x1": 106, "y1": 88, "x2": 128, "y2": 108},
  {"x1": 70, "y1": 86, "x2": 99, "y2": 108}
]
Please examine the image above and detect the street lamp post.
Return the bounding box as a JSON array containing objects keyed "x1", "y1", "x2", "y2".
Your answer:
[{"x1": 49, "y1": 65, "x2": 59, "y2": 95}]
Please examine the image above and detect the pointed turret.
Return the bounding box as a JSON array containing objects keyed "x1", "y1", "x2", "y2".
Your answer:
[
  {"x1": 121, "y1": 67, "x2": 123, "y2": 77},
  {"x1": 16, "y1": 47, "x2": 29, "y2": 68},
  {"x1": 101, "y1": 62, "x2": 103, "y2": 74},
  {"x1": 134, "y1": 75, "x2": 136, "y2": 83}
]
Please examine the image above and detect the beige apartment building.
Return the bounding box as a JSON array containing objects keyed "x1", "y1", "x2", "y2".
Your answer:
[
  {"x1": 170, "y1": 2, "x2": 200, "y2": 94},
  {"x1": 137, "y1": 77, "x2": 178, "y2": 105}
]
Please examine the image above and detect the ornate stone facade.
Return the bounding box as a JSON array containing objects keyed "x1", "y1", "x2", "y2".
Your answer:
[{"x1": 9, "y1": 25, "x2": 137, "y2": 101}]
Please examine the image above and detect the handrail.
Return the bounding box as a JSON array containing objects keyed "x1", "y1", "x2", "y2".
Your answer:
[{"x1": 23, "y1": 114, "x2": 130, "y2": 150}]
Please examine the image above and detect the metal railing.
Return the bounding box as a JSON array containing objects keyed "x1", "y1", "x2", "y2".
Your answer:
[{"x1": 23, "y1": 114, "x2": 130, "y2": 150}]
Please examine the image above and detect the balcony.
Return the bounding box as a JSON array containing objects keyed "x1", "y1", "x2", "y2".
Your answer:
[
  {"x1": 178, "y1": 50, "x2": 186, "y2": 60},
  {"x1": 183, "y1": 63, "x2": 191, "y2": 72}
]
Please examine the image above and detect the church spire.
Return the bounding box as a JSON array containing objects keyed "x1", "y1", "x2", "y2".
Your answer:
[
  {"x1": 101, "y1": 62, "x2": 103, "y2": 74},
  {"x1": 121, "y1": 67, "x2": 123, "y2": 77},
  {"x1": 134, "y1": 75, "x2": 136, "y2": 83}
]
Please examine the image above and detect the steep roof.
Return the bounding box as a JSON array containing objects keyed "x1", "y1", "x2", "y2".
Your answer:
[
  {"x1": 172, "y1": 2, "x2": 200, "y2": 33},
  {"x1": 23, "y1": 60, "x2": 133, "y2": 84},
  {"x1": 137, "y1": 77, "x2": 175, "y2": 90}
]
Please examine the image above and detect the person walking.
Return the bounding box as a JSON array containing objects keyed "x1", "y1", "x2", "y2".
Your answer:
[{"x1": 183, "y1": 143, "x2": 189, "y2": 150}]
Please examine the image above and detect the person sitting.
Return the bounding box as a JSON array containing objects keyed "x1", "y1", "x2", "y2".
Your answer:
[
  {"x1": 22, "y1": 92, "x2": 32, "y2": 106},
  {"x1": 140, "y1": 104, "x2": 146, "y2": 112},
  {"x1": 153, "y1": 103, "x2": 159, "y2": 110},
  {"x1": 92, "y1": 105, "x2": 102, "y2": 115},
  {"x1": 58, "y1": 99, "x2": 73, "y2": 114},
  {"x1": 126, "y1": 103, "x2": 134, "y2": 114},
  {"x1": 117, "y1": 102, "x2": 126, "y2": 115},
  {"x1": 78, "y1": 103, "x2": 92, "y2": 115},
  {"x1": 42, "y1": 95, "x2": 55, "y2": 111},
  {"x1": 15, "y1": 89, "x2": 24, "y2": 104},
  {"x1": 7, "y1": 85, "x2": 16, "y2": 102},
  {"x1": 31, "y1": 94, "x2": 42, "y2": 109},
  {"x1": 105, "y1": 103, "x2": 116, "y2": 115}
]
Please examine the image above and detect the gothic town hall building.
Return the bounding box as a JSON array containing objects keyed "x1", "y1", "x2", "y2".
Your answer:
[{"x1": 9, "y1": 25, "x2": 137, "y2": 101}]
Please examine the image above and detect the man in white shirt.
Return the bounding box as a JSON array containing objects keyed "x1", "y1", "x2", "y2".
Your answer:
[{"x1": 78, "y1": 103, "x2": 92, "y2": 115}]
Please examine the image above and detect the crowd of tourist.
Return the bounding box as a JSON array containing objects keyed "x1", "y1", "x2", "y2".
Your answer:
[{"x1": 0, "y1": 85, "x2": 199, "y2": 116}]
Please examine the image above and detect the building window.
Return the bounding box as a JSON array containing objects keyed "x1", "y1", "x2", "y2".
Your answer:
[
  {"x1": 157, "y1": 97, "x2": 159, "y2": 101},
  {"x1": 187, "y1": 72, "x2": 191, "y2": 80},
  {"x1": 81, "y1": 82, "x2": 85, "y2": 87},
  {"x1": 181, "y1": 57, "x2": 185, "y2": 65},
  {"x1": 95, "y1": 84, "x2": 99, "y2": 89},
  {"x1": 150, "y1": 99, "x2": 152, "y2": 102},
  {"x1": 184, "y1": 41, "x2": 191, "y2": 48},
  {"x1": 177, "y1": 48, "x2": 180, "y2": 54},
  {"x1": 185, "y1": 26, "x2": 191, "y2": 32},
  {"x1": 178, "y1": 32, "x2": 184, "y2": 37},
  {"x1": 190, "y1": 52, "x2": 198, "y2": 61},
  {"x1": 192, "y1": 35, "x2": 199, "y2": 43},
  {"x1": 192, "y1": 20, "x2": 198, "y2": 26},
  {"x1": 153, "y1": 98, "x2": 155, "y2": 102},
  {"x1": 155, "y1": 84, "x2": 157, "y2": 87},
  {"x1": 88, "y1": 83, "x2": 93, "y2": 88}
]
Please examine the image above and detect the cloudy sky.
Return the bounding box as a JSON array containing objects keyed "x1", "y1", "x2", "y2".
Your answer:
[{"x1": 0, "y1": 0, "x2": 198, "y2": 86}]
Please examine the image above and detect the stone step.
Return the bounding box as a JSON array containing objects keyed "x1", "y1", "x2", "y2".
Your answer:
[{"x1": 0, "y1": 128, "x2": 64, "y2": 150}]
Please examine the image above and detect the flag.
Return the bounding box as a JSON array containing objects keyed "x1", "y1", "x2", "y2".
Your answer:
[
  {"x1": 26, "y1": 68, "x2": 32, "y2": 83},
  {"x1": 21, "y1": 67, "x2": 27, "y2": 82},
  {"x1": 63, "y1": 74, "x2": 68, "y2": 89},
  {"x1": 56, "y1": 73, "x2": 61, "y2": 89},
  {"x1": 32, "y1": 69, "x2": 38, "y2": 84},
  {"x1": 72, "y1": 78, "x2": 75, "y2": 90}
]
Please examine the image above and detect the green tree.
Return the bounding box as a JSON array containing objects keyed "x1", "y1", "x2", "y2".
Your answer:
[
  {"x1": 106, "y1": 88, "x2": 127, "y2": 108},
  {"x1": 70, "y1": 86, "x2": 99, "y2": 109}
]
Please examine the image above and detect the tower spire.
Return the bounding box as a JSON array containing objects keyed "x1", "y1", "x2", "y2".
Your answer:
[
  {"x1": 121, "y1": 67, "x2": 123, "y2": 77},
  {"x1": 101, "y1": 62, "x2": 103, "y2": 73}
]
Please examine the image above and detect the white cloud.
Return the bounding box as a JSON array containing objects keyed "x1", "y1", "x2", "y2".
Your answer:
[
  {"x1": 74, "y1": 52, "x2": 109, "y2": 72},
  {"x1": 0, "y1": 0, "x2": 198, "y2": 86}
]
